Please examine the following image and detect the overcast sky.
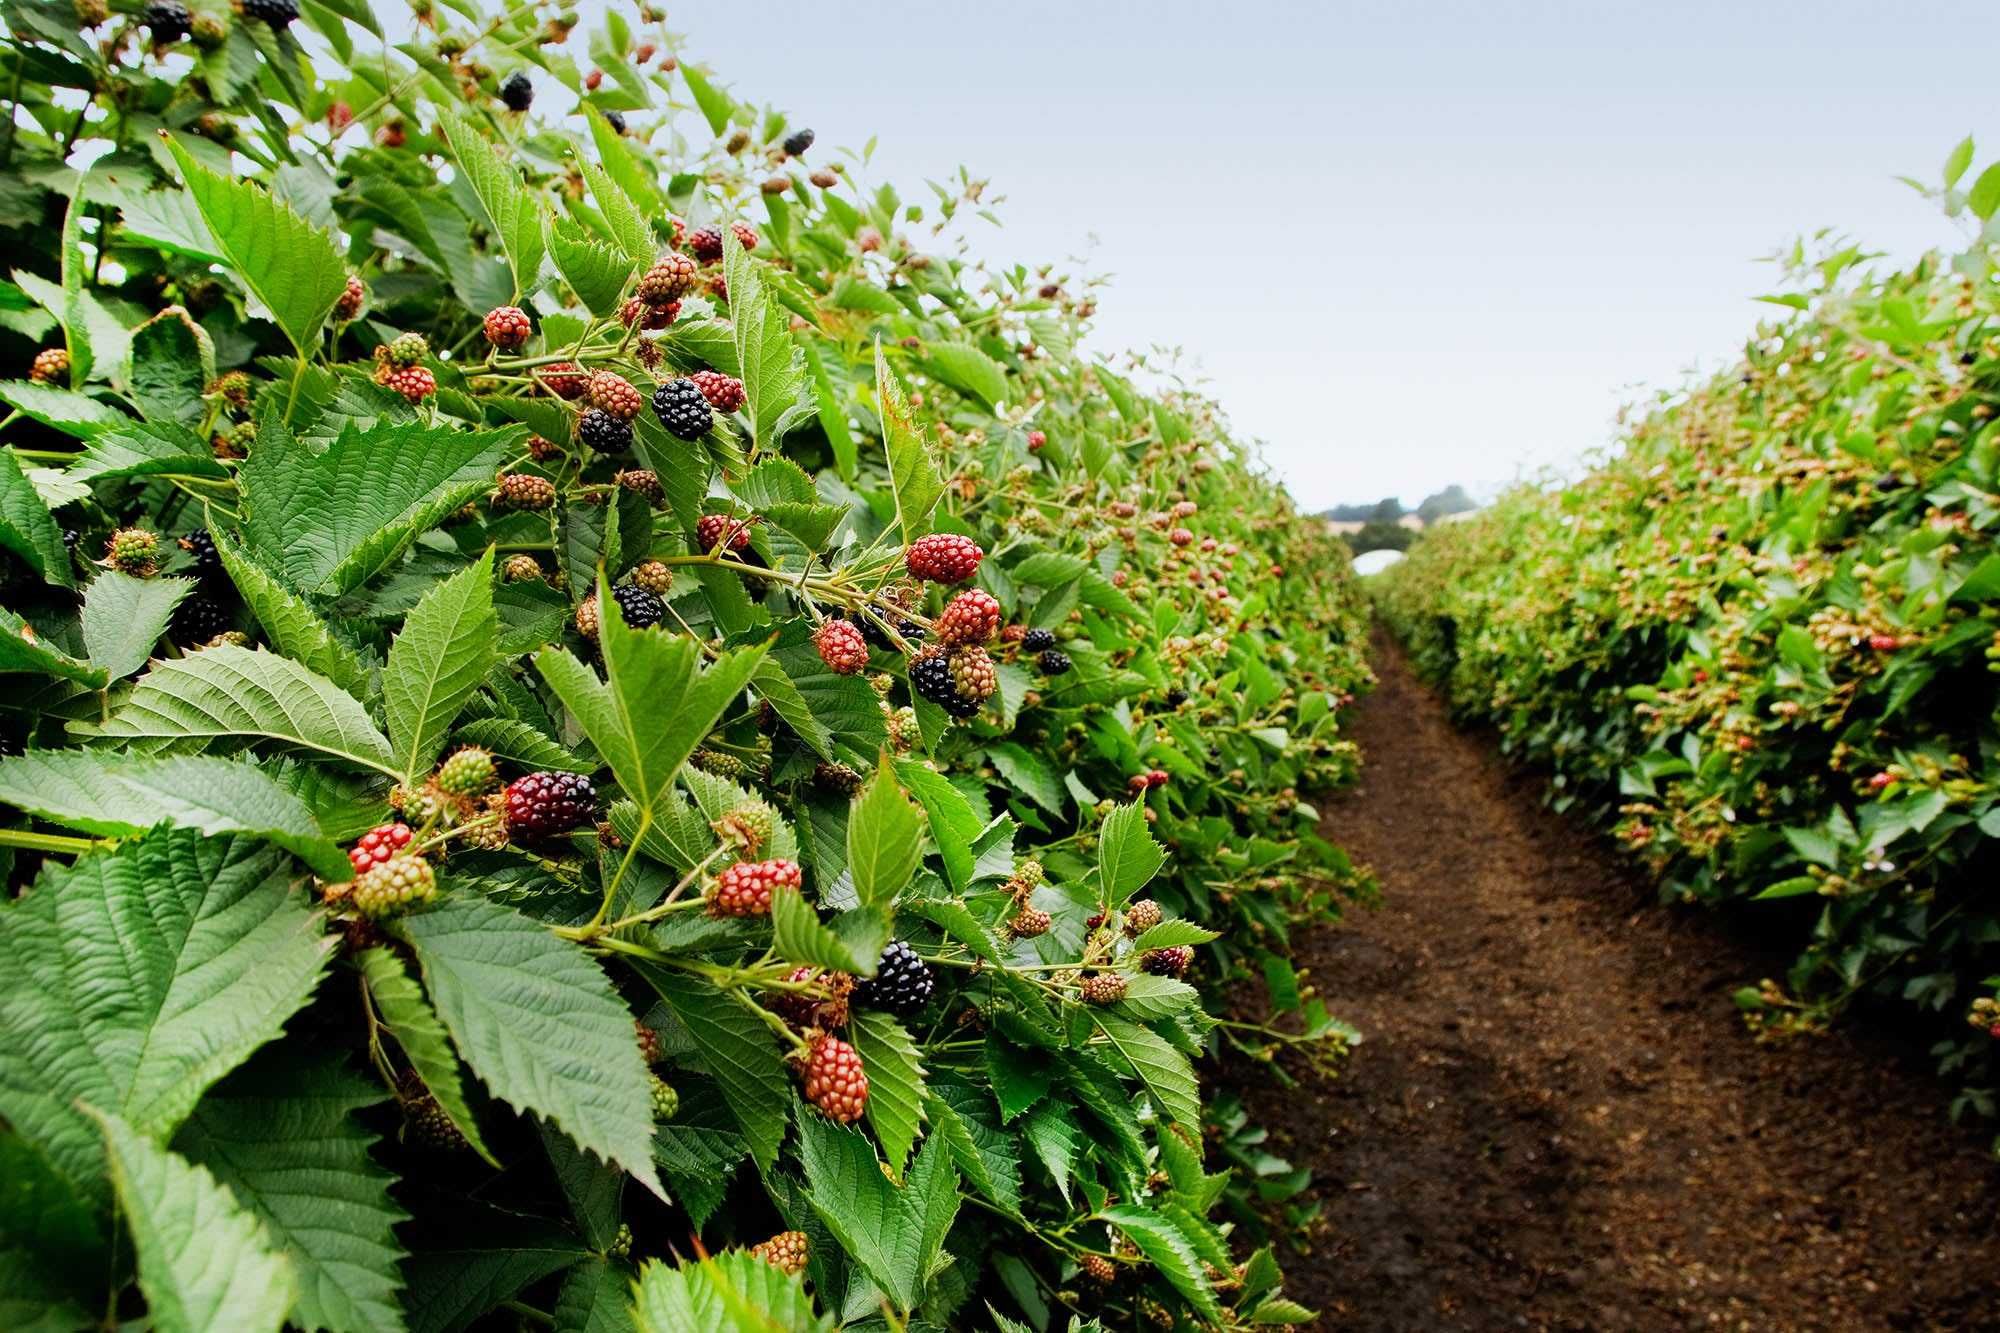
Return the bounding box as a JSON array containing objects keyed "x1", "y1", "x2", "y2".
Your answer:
[{"x1": 624, "y1": 0, "x2": 1994, "y2": 511}]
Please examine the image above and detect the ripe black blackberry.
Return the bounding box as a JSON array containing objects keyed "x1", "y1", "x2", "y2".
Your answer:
[
  {"x1": 178, "y1": 529, "x2": 223, "y2": 582},
  {"x1": 1037, "y1": 648, "x2": 1071, "y2": 676},
  {"x1": 575, "y1": 408, "x2": 632, "y2": 452},
  {"x1": 1021, "y1": 627, "x2": 1056, "y2": 652},
  {"x1": 609, "y1": 583, "x2": 666, "y2": 630},
  {"x1": 857, "y1": 612, "x2": 920, "y2": 651},
  {"x1": 853, "y1": 940, "x2": 933, "y2": 1015},
  {"x1": 503, "y1": 771, "x2": 596, "y2": 840},
  {"x1": 499, "y1": 71, "x2": 533, "y2": 111},
  {"x1": 782, "y1": 127, "x2": 815, "y2": 157},
  {"x1": 170, "y1": 595, "x2": 234, "y2": 646},
  {"x1": 143, "y1": 0, "x2": 191, "y2": 39},
  {"x1": 651, "y1": 378, "x2": 712, "y2": 440},
  {"x1": 910, "y1": 652, "x2": 980, "y2": 718},
  {"x1": 241, "y1": 0, "x2": 297, "y2": 24},
  {"x1": 603, "y1": 110, "x2": 626, "y2": 135}
]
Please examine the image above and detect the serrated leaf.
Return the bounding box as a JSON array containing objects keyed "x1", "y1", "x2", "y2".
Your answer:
[
  {"x1": 384, "y1": 550, "x2": 496, "y2": 784},
  {"x1": 240, "y1": 418, "x2": 514, "y2": 597},
  {"x1": 1112, "y1": 972, "x2": 1201, "y2": 1021},
  {"x1": 851, "y1": 1008, "x2": 925, "y2": 1177},
  {"x1": 677, "y1": 64, "x2": 735, "y2": 138},
  {"x1": 80, "y1": 570, "x2": 191, "y2": 679},
  {"x1": 551, "y1": 218, "x2": 635, "y2": 317},
  {"x1": 1101, "y1": 1204, "x2": 1222, "y2": 1322},
  {"x1": 925, "y1": 1084, "x2": 1020, "y2": 1218},
  {"x1": 212, "y1": 529, "x2": 375, "y2": 700},
  {"x1": 892, "y1": 760, "x2": 983, "y2": 891},
  {"x1": 401, "y1": 1206, "x2": 589, "y2": 1333},
  {"x1": 984, "y1": 1035, "x2": 1051, "y2": 1122},
  {"x1": 1091, "y1": 1012, "x2": 1200, "y2": 1127},
  {"x1": 920, "y1": 342, "x2": 1010, "y2": 412},
  {"x1": 632, "y1": 1251, "x2": 833, "y2": 1333},
  {"x1": 0, "y1": 750, "x2": 350, "y2": 879},
  {"x1": 452, "y1": 716, "x2": 592, "y2": 773},
  {"x1": 0, "y1": 604, "x2": 108, "y2": 686},
  {"x1": 437, "y1": 112, "x2": 547, "y2": 300},
  {"x1": 1021, "y1": 1099, "x2": 1078, "y2": 1203},
  {"x1": 795, "y1": 1115, "x2": 926, "y2": 1311},
  {"x1": 636, "y1": 968, "x2": 790, "y2": 1171},
  {"x1": 876, "y1": 345, "x2": 942, "y2": 541},
  {"x1": 0, "y1": 1126, "x2": 105, "y2": 1330},
  {"x1": 578, "y1": 158, "x2": 652, "y2": 262},
  {"x1": 0, "y1": 446, "x2": 75, "y2": 587},
  {"x1": 1097, "y1": 801, "x2": 1165, "y2": 903},
  {"x1": 986, "y1": 741, "x2": 1064, "y2": 817},
  {"x1": 91, "y1": 1107, "x2": 295, "y2": 1333},
  {"x1": 174, "y1": 1049, "x2": 407, "y2": 1333},
  {"x1": 554, "y1": 1259, "x2": 640, "y2": 1333},
  {"x1": 163, "y1": 135, "x2": 345, "y2": 353},
  {"x1": 397, "y1": 896, "x2": 662, "y2": 1197},
  {"x1": 58, "y1": 176, "x2": 92, "y2": 387},
  {"x1": 847, "y1": 761, "x2": 924, "y2": 906},
  {"x1": 67, "y1": 421, "x2": 228, "y2": 484},
  {"x1": 125, "y1": 308, "x2": 212, "y2": 427},
  {"x1": 1130, "y1": 920, "x2": 1220, "y2": 951},
  {"x1": 538, "y1": 1118, "x2": 623, "y2": 1252},
  {"x1": 89, "y1": 643, "x2": 396, "y2": 775},
  {"x1": 0, "y1": 829, "x2": 330, "y2": 1206},
  {"x1": 723, "y1": 230, "x2": 807, "y2": 452},
  {"x1": 771, "y1": 889, "x2": 887, "y2": 974},
  {"x1": 355, "y1": 947, "x2": 496, "y2": 1165},
  {"x1": 0, "y1": 380, "x2": 129, "y2": 437}
]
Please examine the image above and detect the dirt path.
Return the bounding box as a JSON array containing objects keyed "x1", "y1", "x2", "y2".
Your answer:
[{"x1": 1228, "y1": 633, "x2": 2000, "y2": 1331}]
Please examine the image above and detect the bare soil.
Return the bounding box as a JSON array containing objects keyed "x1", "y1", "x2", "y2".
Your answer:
[{"x1": 1226, "y1": 632, "x2": 2000, "y2": 1331}]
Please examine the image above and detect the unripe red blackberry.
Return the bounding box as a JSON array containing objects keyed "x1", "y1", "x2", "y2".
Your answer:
[
  {"x1": 909, "y1": 650, "x2": 980, "y2": 718},
  {"x1": 1169, "y1": 527, "x2": 1194, "y2": 547},
  {"x1": 1079, "y1": 1254, "x2": 1116, "y2": 1283},
  {"x1": 636, "y1": 253, "x2": 697, "y2": 303},
  {"x1": 652, "y1": 378, "x2": 713, "y2": 440},
  {"x1": 1079, "y1": 972, "x2": 1127, "y2": 1005},
  {"x1": 750, "y1": 1230, "x2": 810, "y2": 1275},
  {"x1": 635, "y1": 1020, "x2": 662, "y2": 1064},
  {"x1": 502, "y1": 554, "x2": 545, "y2": 583},
  {"x1": 1141, "y1": 946, "x2": 1193, "y2": 978},
  {"x1": 619, "y1": 297, "x2": 679, "y2": 331},
  {"x1": 348, "y1": 821, "x2": 414, "y2": 874},
  {"x1": 503, "y1": 771, "x2": 596, "y2": 840},
  {"x1": 1037, "y1": 649, "x2": 1072, "y2": 676},
  {"x1": 435, "y1": 746, "x2": 496, "y2": 798},
  {"x1": 526, "y1": 433, "x2": 561, "y2": 461},
  {"x1": 1027, "y1": 429, "x2": 1046, "y2": 451},
  {"x1": 499, "y1": 70, "x2": 533, "y2": 111},
  {"x1": 1146, "y1": 769, "x2": 1169, "y2": 788},
  {"x1": 575, "y1": 408, "x2": 632, "y2": 451},
  {"x1": 813, "y1": 620, "x2": 869, "y2": 675},
  {"x1": 382, "y1": 365, "x2": 436, "y2": 402},
  {"x1": 800, "y1": 1035, "x2": 868, "y2": 1123},
  {"x1": 936, "y1": 589, "x2": 1001, "y2": 647},
  {"x1": 716, "y1": 800, "x2": 778, "y2": 856},
  {"x1": 617, "y1": 468, "x2": 663, "y2": 504},
  {"x1": 904, "y1": 533, "x2": 983, "y2": 584},
  {"x1": 948, "y1": 646, "x2": 997, "y2": 702},
  {"x1": 686, "y1": 224, "x2": 724, "y2": 262},
  {"x1": 707, "y1": 857, "x2": 801, "y2": 917},
  {"x1": 814, "y1": 760, "x2": 863, "y2": 795},
  {"x1": 538, "y1": 362, "x2": 587, "y2": 399},
  {"x1": 496, "y1": 472, "x2": 556, "y2": 509},
  {"x1": 689, "y1": 369, "x2": 746, "y2": 413},
  {"x1": 106, "y1": 528, "x2": 160, "y2": 576},
  {"x1": 352, "y1": 854, "x2": 436, "y2": 917},
  {"x1": 482, "y1": 305, "x2": 531, "y2": 349},
  {"x1": 584, "y1": 68, "x2": 602, "y2": 90},
  {"x1": 731, "y1": 222, "x2": 761, "y2": 250},
  {"x1": 1010, "y1": 906, "x2": 1051, "y2": 937},
  {"x1": 853, "y1": 940, "x2": 934, "y2": 1015},
  {"x1": 588, "y1": 370, "x2": 643, "y2": 422},
  {"x1": 695, "y1": 512, "x2": 752, "y2": 552},
  {"x1": 29, "y1": 347, "x2": 69, "y2": 383}
]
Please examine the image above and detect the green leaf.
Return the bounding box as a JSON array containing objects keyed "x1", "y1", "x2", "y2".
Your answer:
[
  {"x1": 451, "y1": 716, "x2": 592, "y2": 773},
  {"x1": 1944, "y1": 134, "x2": 1976, "y2": 188},
  {"x1": 802, "y1": 342, "x2": 857, "y2": 480},
  {"x1": 847, "y1": 761, "x2": 924, "y2": 906},
  {"x1": 163, "y1": 135, "x2": 346, "y2": 353},
  {"x1": 1101, "y1": 1204, "x2": 1221, "y2": 1322},
  {"x1": 0, "y1": 1126, "x2": 105, "y2": 1330},
  {"x1": 239, "y1": 418, "x2": 514, "y2": 597},
  {"x1": 795, "y1": 1115, "x2": 927, "y2": 1311},
  {"x1": 80, "y1": 570, "x2": 191, "y2": 678},
  {"x1": 437, "y1": 112, "x2": 547, "y2": 300},
  {"x1": 986, "y1": 741, "x2": 1064, "y2": 817},
  {"x1": 1097, "y1": 801, "x2": 1165, "y2": 903},
  {"x1": 0, "y1": 446, "x2": 75, "y2": 587},
  {"x1": 91, "y1": 1107, "x2": 295, "y2": 1333},
  {"x1": 1021, "y1": 1099, "x2": 1078, "y2": 1202},
  {"x1": 876, "y1": 344, "x2": 942, "y2": 541},
  {"x1": 58, "y1": 176, "x2": 92, "y2": 388},
  {"x1": 401, "y1": 1207, "x2": 588, "y2": 1333},
  {"x1": 0, "y1": 750, "x2": 350, "y2": 879},
  {"x1": 723, "y1": 230, "x2": 808, "y2": 451},
  {"x1": 355, "y1": 946, "x2": 497, "y2": 1165},
  {"x1": 174, "y1": 1049, "x2": 407, "y2": 1333},
  {"x1": 397, "y1": 896, "x2": 662, "y2": 1196},
  {"x1": 772, "y1": 889, "x2": 888, "y2": 974},
  {"x1": 0, "y1": 604, "x2": 107, "y2": 685},
  {"x1": 554, "y1": 1259, "x2": 640, "y2": 1333},
  {"x1": 578, "y1": 158, "x2": 653, "y2": 262},
  {"x1": 67, "y1": 421, "x2": 228, "y2": 484},
  {"x1": 1112, "y1": 972, "x2": 1201, "y2": 1022},
  {"x1": 632, "y1": 1251, "x2": 833, "y2": 1333},
  {"x1": 90, "y1": 643, "x2": 396, "y2": 775},
  {"x1": 636, "y1": 967, "x2": 790, "y2": 1171},
  {"x1": 125, "y1": 308, "x2": 213, "y2": 426},
  {"x1": 892, "y1": 760, "x2": 983, "y2": 891},
  {"x1": 1969, "y1": 161, "x2": 2000, "y2": 222},
  {"x1": 851, "y1": 1008, "x2": 925, "y2": 1177},
  {"x1": 550, "y1": 218, "x2": 635, "y2": 317},
  {"x1": 925, "y1": 1084, "x2": 1020, "y2": 1217},
  {"x1": 1130, "y1": 920, "x2": 1220, "y2": 952},
  {"x1": 384, "y1": 550, "x2": 497, "y2": 785},
  {"x1": 0, "y1": 829, "x2": 329, "y2": 1206},
  {"x1": 920, "y1": 342, "x2": 1010, "y2": 412},
  {"x1": 677, "y1": 64, "x2": 735, "y2": 138},
  {"x1": 0, "y1": 380, "x2": 129, "y2": 437},
  {"x1": 212, "y1": 530, "x2": 374, "y2": 700},
  {"x1": 1091, "y1": 1012, "x2": 1200, "y2": 1126}
]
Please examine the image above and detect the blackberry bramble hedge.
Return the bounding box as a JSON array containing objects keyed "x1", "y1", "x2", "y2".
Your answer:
[
  {"x1": 1379, "y1": 141, "x2": 2000, "y2": 1130},
  {"x1": 0, "y1": 1, "x2": 1369, "y2": 1327}
]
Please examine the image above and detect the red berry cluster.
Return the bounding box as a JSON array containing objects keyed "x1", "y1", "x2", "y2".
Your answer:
[
  {"x1": 696, "y1": 513, "x2": 753, "y2": 552},
  {"x1": 813, "y1": 620, "x2": 870, "y2": 675},
  {"x1": 349, "y1": 822, "x2": 413, "y2": 874},
  {"x1": 482, "y1": 305, "x2": 531, "y2": 349},
  {"x1": 537, "y1": 362, "x2": 587, "y2": 400},
  {"x1": 381, "y1": 364, "x2": 435, "y2": 402},
  {"x1": 588, "y1": 370, "x2": 643, "y2": 422},
  {"x1": 936, "y1": 589, "x2": 1001, "y2": 647},
  {"x1": 1127, "y1": 769, "x2": 1171, "y2": 795},
  {"x1": 1027, "y1": 429, "x2": 1046, "y2": 451},
  {"x1": 334, "y1": 274, "x2": 365, "y2": 322},
  {"x1": 636, "y1": 253, "x2": 697, "y2": 304},
  {"x1": 801, "y1": 1034, "x2": 868, "y2": 1122},
  {"x1": 708, "y1": 857, "x2": 802, "y2": 917},
  {"x1": 905, "y1": 533, "x2": 983, "y2": 584},
  {"x1": 690, "y1": 370, "x2": 746, "y2": 413}
]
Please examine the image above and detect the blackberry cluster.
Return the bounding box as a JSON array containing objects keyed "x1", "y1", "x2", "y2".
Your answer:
[
  {"x1": 241, "y1": 0, "x2": 297, "y2": 24},
  {"x1": 170, "y1": 595, "x2": 234, "y2": 646},
  {"x1": 1141, "y1": 946, "x2": 1194, "y2": 978},
  {"x1": 708, "y1": 857, "x2": 801, "y2": 917},
  {"x1": 636, "y1": 254, "x2": 697, "y2": 304},
  {"x1": 496, "y1": 473, "x2": 556, "y2": 510},
  {"x1": 910, "y1": 651, "x2": 979, "y2": 718},
  {"x1": 142, "y1": 0, "x2": 190, "y2": 40},
  {"x1": 1021, "y1": 627, "x2": 1056, "y2": 652},
  {"x1": 503, "y1": 772, "x2": 596, "y2": 840},
  {"x1": 1079, "y1": 972, "x2": 1127, "y2": 1005},
  {"x1": 750, "y1": 1230, "x2": 810, "y2": 1276},
  {"x1": 499, "y1": 71, "x2": 533, "y2": 110},
  {"x1": 575, "y1": 408, "x2": 632, "y2": 451},
  {"x1": 652, "y1": 378, "x2": 713, "y2": 440},
  {"x1": 853, "y1": 940, "x2": 934, "y2": 1015},
  {"x1": 609, "y1": 583, "x2": 666, "y2": 630}
]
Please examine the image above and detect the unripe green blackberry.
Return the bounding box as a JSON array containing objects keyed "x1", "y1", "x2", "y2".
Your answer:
[
  {"x1": 386, "y1": 331, "x2": 429, "y2": 367},
  {"x1": 1124, "y1": 899, "x2": 1162, "y2": 934},
  {"x1": 690, "y1": 748, "x2": 746, "y2": 778},
  {"x1": 1010, "y1": 906, "x2": 1051, "y2": 937},
  {"x1": 1079, "y1": 972, "x2": 1127, "y2": 1005},
  {"x1": 436, "y1": 746, "x2": 496, "y2": 798},
  {"x1": 496, "y1": 472, "x2": 556, "y2": 509},
  {"x1": 502, "y1": 554, "x2": 546, "y2": 582},
  {"x1": 106, "y1": 528, "x2": 161, "y2": 576},
  {"x1": 609, "y1": 1223, "x2": 633, "y2": 1259},
  {"x1": 649, "y1": 1073, "x2": 679, "y2": 1118},
  {"x1": 630, "y1": 560, "x2": 673, "y2": 595},
  {"x1": 1013, "y1": 858, "x2": 1045, "y2": 888},
  {"x1": 715, "y1": 800, "x2": 778, "y2": 855},
  {"x1": 351, "y1": 854, "x2": 436, "y2": 917}
]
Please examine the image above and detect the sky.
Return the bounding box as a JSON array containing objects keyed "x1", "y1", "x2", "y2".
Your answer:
[{"x1": 611, "y1": 0, "x2": 1995, "y2": 511}]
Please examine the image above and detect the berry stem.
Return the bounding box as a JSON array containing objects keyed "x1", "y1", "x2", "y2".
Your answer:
[{"x1": 0, "y1": 828, "x2": 104, "y2": 854}]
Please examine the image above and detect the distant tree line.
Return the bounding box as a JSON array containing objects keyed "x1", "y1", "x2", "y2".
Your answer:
[{"x1": 1321, "y1": 486, "x2": 1478, "y2": 554}]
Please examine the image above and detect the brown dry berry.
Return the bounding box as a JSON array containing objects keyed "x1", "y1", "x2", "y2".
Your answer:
[
  {"x1": 1141, "y1": 946, "x2": 1193, "y2": 978},
  {"x1": 29, "y1": 347, "x2": 69, "y2": 383},
  {"x1": 905, "y1": 533, "x2": 984, "y2": 583},
  {"x1": 760, "y1": 175, "x2": 789, "y2": 195},
  {"x1": 537, "y1": 361, "x2": 588, "y2": 399},
  {"x1": 1124, "y1": 899, "x2": 1162, "y2": 934},
  {"x1": 630, "y1": 559, "x2": 673, "y2": 595},
  {"x1": 334, "y1": 274, "x2": 365, "y2": 321},
  {"x1": 936, "y1": 589, "x2": 1002, "y2": 646},
  {"x1": 810, "y1": 169, "x2": 837, "y2": 188},
  {"x1": 1169, "y1": 527, "x2": 1194, "y2": 547},
  {"x1": 707, "y1": 857, "x2": 802, "y2": 917},
  {"x1": 1080, "y1": 972, "x2": 1127, "y2": 1005},
  {"x1": 696, "y1": 513, "x2": 753, "y2": 552},
  {"x1": 1079, "y1": 1254, "x2": 1116, "y2": 1283},
  {"x1": 588, "y1": 370, "x2": 643, "y2": 421},
  {"x1": 382, "y1": 365, "x2": 436, "y2": 402},
  {"x1": 636, "y1": 252, "x2": 697, "y2": 303},
  {"x1": 502, "y1": 554, "x2": 545, "y2": 583},
  {"x1": 1010, "y1": 906, "x2": 1052, "y2": 937},
  {"x1": 496, "y1": 472, "x2": 557, "y2": 510},
  {"x1": 814, "y1": 760, "x2": 863, "y2": 795},
  {"x1": 948, "y1": 645, "x2": 998, "y2": 702},
  {"x1": 750, "y1": 1230, "x2": 810, "y2": 1275},
  {"x1": 689, "y1": 369, "x2": 747, "y2": 413},
  {"x1": 813, "y1": 619, "x2": 870, "y2": 675},
  {"x1": 617, "y1": 468, "x2": 663, "y2": 503},
  {"x1": 801, "y1": 1035, "x2": 868, "y2": 1123},
  {"x1": 482, "y1": 304, "x2": 531, "y2": 348}
]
